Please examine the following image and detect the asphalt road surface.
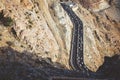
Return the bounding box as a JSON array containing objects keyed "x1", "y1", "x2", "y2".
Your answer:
[{"x1": 60, "y1": 2, "x2": 116, "y2": 79}]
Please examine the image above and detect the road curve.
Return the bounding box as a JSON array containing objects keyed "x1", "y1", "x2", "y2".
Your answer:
[{"x1": 60, "y1": 3, "x2": 108, "y2": 79}]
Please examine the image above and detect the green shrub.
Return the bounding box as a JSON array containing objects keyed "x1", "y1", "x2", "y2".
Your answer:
[{"x1": 0, "y1": 11, "x2": 14, "y2": 26}]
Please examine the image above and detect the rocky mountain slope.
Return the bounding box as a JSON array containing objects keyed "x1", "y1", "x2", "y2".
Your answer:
[{"x1": 0, "y1": 0, "x2": 120, "y2": 79}]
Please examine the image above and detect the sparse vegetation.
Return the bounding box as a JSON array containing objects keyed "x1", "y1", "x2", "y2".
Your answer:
[
  {"x1": 0, "y1": 11, "x2": 14, "y2": 26},
  {"x1": 35, "y1": 10, "x2": 39, "y2": 14},
  {"x1": 25, "y1": 12, "x2": 31, "y2": 16},
  {"x1": 28, "y1": 25, "x2": 32, "y2": 28},
  {"x1": 28, "y1": 20, "x2": 33, "y2": 24},
  {"x1": 2, "y1": 17, "x2": 14, "y2": 26},
  {"x1": 37, "y1": 16, "x2": 40, "y2": 19},
  {"x1": 11, "y1": 27, "x2": 17, "y2": 38},
  {"x1": 26, "y1": 25, "x2": 32, "y2": 29},
  {"x1": 0, "y1": 34, "x2": 2, "y2": 41},
  {"x1": 6, "y1": 41, "x2": 13, "y2": 46}
]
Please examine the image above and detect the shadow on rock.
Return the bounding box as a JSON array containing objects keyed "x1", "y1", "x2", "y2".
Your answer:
[
  {"x1": 98, "y1": 55, "x2": 120, "y2": 79},
  {"x1": 0, "y1": 47, "x2": 120, "y2": 80},
  {"x1": 0, "y1": 47, "x2": 51, "y2": 80},
  {"x1": 0, "y1": 47, "x2": 84, "y2": 80}
]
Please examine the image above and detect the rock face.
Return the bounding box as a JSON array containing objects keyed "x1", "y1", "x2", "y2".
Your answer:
[
  {"x1": 74, "y1": 0, "x2": 120, "y2": 71},
  {"x1": 78, "y1": 0, "x2": 110, "y2": 12},
  {"x1": 0, "y1": 0, "x2": 120, "y2": 72},
  {"x1": 0, "y1": 0, "x2": 72, "y2": 69}
]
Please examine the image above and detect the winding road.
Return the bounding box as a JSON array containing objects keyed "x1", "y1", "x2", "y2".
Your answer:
[{"x1": 60, "y1": 2, "x2": 107, "y2": 79}]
